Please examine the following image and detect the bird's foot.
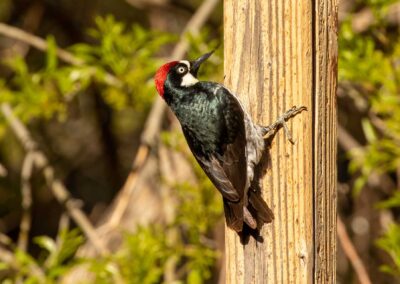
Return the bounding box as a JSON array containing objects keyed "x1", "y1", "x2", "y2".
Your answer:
[{"x1": 262, "y1": 105, "x2": 307, "y2": 144}]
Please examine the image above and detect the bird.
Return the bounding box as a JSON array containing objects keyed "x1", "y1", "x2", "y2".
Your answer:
[{"x1": 154, "y1": 51, "x2": 306, "y2": 233}]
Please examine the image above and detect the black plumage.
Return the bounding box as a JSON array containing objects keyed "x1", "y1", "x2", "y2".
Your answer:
[{"x1": 157, "y1": 60, "x2": 272, "y2": 232}]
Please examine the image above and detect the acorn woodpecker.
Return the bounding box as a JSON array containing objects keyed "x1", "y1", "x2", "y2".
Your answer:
[{"x1": 154, "y1": 51, "x2": 306, "y2": 232}]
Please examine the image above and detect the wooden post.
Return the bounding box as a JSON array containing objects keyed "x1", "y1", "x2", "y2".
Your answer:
[{"x1": 224, "y1": 0, "x2": 337, "y2": 283}]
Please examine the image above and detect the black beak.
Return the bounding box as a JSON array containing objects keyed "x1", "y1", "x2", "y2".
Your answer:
[{"x1": 190, "y1": 50, "x2": 214, "y2": 77}]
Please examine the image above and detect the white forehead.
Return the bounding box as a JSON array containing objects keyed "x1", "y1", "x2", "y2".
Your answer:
[{"x1": 179, "y1": 60, "x2": 191, "y2": 68}]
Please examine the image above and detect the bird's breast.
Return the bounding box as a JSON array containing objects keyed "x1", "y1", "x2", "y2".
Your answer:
[{"x1": 173, "y1": 96, "x2": 226, "y2": 156}]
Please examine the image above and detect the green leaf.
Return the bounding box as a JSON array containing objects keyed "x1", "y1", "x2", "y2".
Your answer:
[
  {"x1": 187, "y1": 270, "x2": 202, "y2": 284},
  {"x1": 361, "y1": 119, "x2": 377, "y2": 143},
  {"x1": 353, "y1": 175, "x2": 368, "y2": 196},
  {"x1": 376, "y1": 224, "x2": 400, "y2": 277},
  {"x1": 34, "y1": 236, "x2": 57, "y2": 254},
  {"x1": 0, "y1": 262, "x2": 10, "y2": 271},
  {"x1": 376, "y1": 192, "x2": 400, "y2": 209},
  {"x1": 4, "y1": 56, "x2": 28, "y2": 76},
  {"x1": 46, "y1": 35, "x2": 58, "y2": 71}
]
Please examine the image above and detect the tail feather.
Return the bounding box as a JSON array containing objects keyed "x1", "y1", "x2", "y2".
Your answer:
[
  {"x1": 223, "y1": 199, "x2": 243, "y2": 232},
  {"x1": 243, "y1": 207, "x2": 257, "y2": 229},
  {"x1": 248, "y1": 190, "x2": 274, "y2": 228},
  {"x1": 223, "y1": 192, "x2": 273, "y2": 232}
]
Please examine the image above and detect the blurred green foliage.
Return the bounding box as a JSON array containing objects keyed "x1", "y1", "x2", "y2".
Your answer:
[
  {"x1": 342, "y1": 1, "x2": 400, "y2": 194},
  {"x1": 88, "y1": 226, "x2": 171, "y2": 284},
  {"x1": 0, "y1": 229, "x2": 84, "y2": 283},
  {"x1": 340, "y1": 0, "x2": 400, "y2": 277},
  {"x1": 376, "y1": 224, "x2": 400, "y2": 277},
  {"x1": 0, "y1": 14, "x2": 223, "y2": 283},
  {"x1": 0, "y1": 157, "x2": 222, "y2": 283},
  {"x1": 86, "y1": 131, "x2": 224, "y2": 284},
  {"x1": 162, "y1": 130, "x2": 223, "y2": 282},
  {"x1": 0, "y1": 15, "x2": 173, "y2": 125}
]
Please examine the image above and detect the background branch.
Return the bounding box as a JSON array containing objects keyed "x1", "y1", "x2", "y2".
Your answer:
[
  {"x1": 0, "y1": 23, "x2": 81, "y2": 65},
  {"x1": 0, "y1": 246, "x2": 46, "y2": 282},
  {"x1": 0, "y1": 23, "x2": 120, "y2": 87},
  {"x1": 17, "y1": 152, "x2": 35, "y2": 252},
  {"x1": 0, "y1": 103, "x2": 108, "y2": 256},
  {"x1": 337, "y1": 216, "x2": 372, "y2": 284},
  {"x1": 0, "y1": 232, "x2": 45, "y2": 282},
  {"x1": 0, "y1": 163, "x2": 7, "y2": 177}
]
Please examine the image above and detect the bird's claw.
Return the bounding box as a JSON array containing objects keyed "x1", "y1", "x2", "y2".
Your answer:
[{"x1": 262, "y1": 105, "x2": 307, "y2": 144}]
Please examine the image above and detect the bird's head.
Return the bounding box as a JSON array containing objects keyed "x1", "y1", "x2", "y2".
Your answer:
[{"x1": 154, "y1": 51, "x2": 214, "y2": 98}]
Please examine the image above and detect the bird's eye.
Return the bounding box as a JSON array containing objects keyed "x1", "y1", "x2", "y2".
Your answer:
[{"x1": 177, "y1": 66, "x2": 186, "y2": 74}]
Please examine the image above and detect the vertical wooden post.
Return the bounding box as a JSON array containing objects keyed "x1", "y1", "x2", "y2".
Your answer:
[{"x1": 224, "y1": 0, "x2": 337, "y2": 283}]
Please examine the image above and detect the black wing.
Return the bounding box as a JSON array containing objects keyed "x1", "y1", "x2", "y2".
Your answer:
[{"x1": 181, "y1": 84, "x2": 248, "y2": 231}]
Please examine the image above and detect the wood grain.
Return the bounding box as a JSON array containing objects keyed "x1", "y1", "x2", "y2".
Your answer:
[
  {"x1": 313, "y1": 0, "x2": 338, "y2": 282},
  {"x1": 224, "y1": 0, "x2": 337, "y2": 283}
]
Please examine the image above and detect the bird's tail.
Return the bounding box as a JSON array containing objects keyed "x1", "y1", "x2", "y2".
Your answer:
[
  {"x1": 247, "y1": 190, "x2": 274, "y2": 229},
  {"x1": 223, "y1": 192, "x2": 273, "y2": 232},
  {"x1": 223, "y1": 199, "x2": 244, "y2": 232}
]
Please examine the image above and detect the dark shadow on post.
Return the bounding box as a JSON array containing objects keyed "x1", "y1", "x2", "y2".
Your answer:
[{"x1": 239, "y1": 133, "x2": 280, "y2": 245}]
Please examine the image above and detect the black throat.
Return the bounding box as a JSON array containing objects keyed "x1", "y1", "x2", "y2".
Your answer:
[{"x1": 163, "y1": 79, "x2": 197, "y2": 110}]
